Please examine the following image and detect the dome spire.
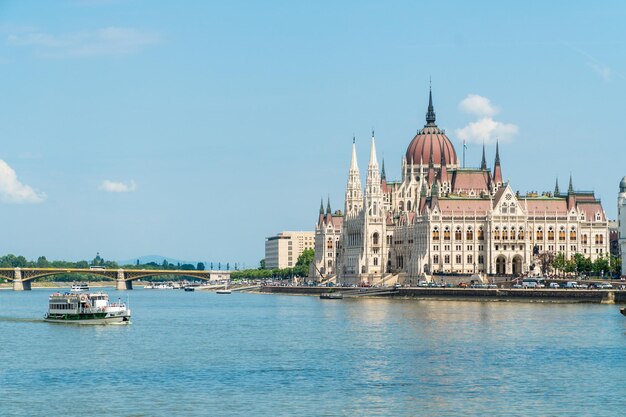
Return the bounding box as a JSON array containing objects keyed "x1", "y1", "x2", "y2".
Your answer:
[{"x1": 425, "y1": 84, "x2": 436, "y2": 126}]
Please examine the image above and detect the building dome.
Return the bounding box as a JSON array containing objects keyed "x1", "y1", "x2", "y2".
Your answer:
[
  {"x1": 406, "y1": 126, "x2": 458, "y2": 166},
  {"x1": 620, "y1": 176, "x2": 626, "y2": 192},
  {"x1": 406, "y1": 89, "x2": 458, "y2": 166}
]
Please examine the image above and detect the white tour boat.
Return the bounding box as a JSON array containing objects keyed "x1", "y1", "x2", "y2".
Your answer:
[
  {"x1": 44, "y1": 291, "x2": 131, "y2": 324},
  {"x1": 70, "y1": 282, "x2": 89, "y2": 292}
]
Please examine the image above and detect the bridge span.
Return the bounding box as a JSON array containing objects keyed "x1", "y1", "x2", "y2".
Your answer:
[{"x1": 0, "y1": 268, "x2": 231, "y2": 291}]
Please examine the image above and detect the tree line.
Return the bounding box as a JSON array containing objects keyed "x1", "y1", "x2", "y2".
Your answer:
[{"x1": 231, "y1": 249, "x2": 314, "y2": 281}]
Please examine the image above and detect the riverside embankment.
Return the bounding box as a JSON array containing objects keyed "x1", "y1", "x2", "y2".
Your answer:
[{"x1": 260, "y1": 285, "x2": 626, "y2": 303}]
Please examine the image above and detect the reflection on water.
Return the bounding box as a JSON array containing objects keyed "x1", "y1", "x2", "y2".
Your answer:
[{"x1": 0, "y1": 289, "x2": 625, "y2": 417}]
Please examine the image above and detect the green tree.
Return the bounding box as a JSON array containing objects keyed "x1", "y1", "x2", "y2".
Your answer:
[
  {"x1": 610, "y1": 256, "x2": 621, "y2": 276},
  {"x1": 259, "y1": 259, "x2": 266, "y2": 270},
  {"x1": 197, "y1": 262, "x2": 205, "y2": 271},
  {"x1": 553, "y1": 253, "x2": 566, "y2": 277},
  {"x1": 36, "y1": 256, "x2": 49, "y2": 268},
  {"x1": 593, "y1": 256, "x2": 609, "y2": 276}
]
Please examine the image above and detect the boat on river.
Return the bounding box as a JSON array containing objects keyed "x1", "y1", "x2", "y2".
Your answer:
[
  {"x1": 216, "y1": 281, "x2": 231, "y2": 294},
  {"x1": 70, "y1": 282, "x2": 89, "y2": 292},
  {"x1": 320, "y1": 292, "x2": 343, "y2": 300},
  {"x1": 44, "y1": 292, "x2": 131, "y2": 324},
  {"x1": 620, "y1": 308, "x2": 626, "y2": 317}
]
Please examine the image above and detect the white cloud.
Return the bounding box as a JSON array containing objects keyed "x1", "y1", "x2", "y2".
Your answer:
[
  {"x1": 99, "y1": 180, "x2": 137, "y2": 193},
  {"x1": 459, "y1": 94, "x2": 499, "y2": 117},
  {"x1": 456, "y1": 94, "x2": 518, "y2": 144},
  {"x1": 456, "y1": 117, "x2": 519, "y2": 144},
  {"x1": 7, "y1": 27, "x2": 160, "y2": 57},
  {"x1": 0, "y1": 160, "x2": 46, "y2": 203}
]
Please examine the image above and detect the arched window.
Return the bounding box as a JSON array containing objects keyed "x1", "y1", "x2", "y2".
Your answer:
[
  {"x1": 501, "y1": 205, "x2": 508, "y2": 214},
  {"x1": 518, "y1": 228, "x2": 524, "y2": 240},
  {"x1": 373, "y1": 257, "x2": 378, "y2": 266},
  {"x1": 407, "y1": 200, "x2": 412, "y2": 211},
  {"x1": 328, "y1": 260, "x2": 333, "y2": 267},
  {"x1": 327, "y1": 238, "x2": 333, "y2": 249},
  {"x1": 477, "y1": 227, "x2": 484, "y2": 240},
  {"x1": 399, "y1": 201, "x2": 404, "y2": 212},
  {"x1": 559, "y1": 227, "x2": 565, "y2": 241},
  {"x1": 548, "y1": 227, "x2": 555, "y2": 241},
  {"x1": 372, "y1": 232, "x2": 379, "y2": 245},
  {"x1": 510, "y1": 228, "x2": 515, "y2": 240},
  {"x1": 466, "y1": 227, "x2": 474, "y2": 240},
  {"x1": 502, "y1": 227, "x2": 508, "y2": 240},
  {"x1": 432, "y1": 227, "x2": 440, "y2": 241},
  {"x1": 582, "y1": 234, "x2": 588, "y2": 244},
  {"x1": 455, "y1": 227, "x2": 462, "y2": 241},
  {"x1": 595, "y1": 234, "x2": 604, "y2": 244},
  {"x1": 510, "y1": 204, "x2": 516, "y2": 214},
  {"x1": 444, "y1": 226, "x2": 451, "y2": 241},
  {"x1": 570, "y1": 228, "x2": 577, "y2": 241},
  {"x1": 537, "y1": 227, "x2": 543, "y2": 240},
  {"x1": 493, "y1": 227, "x2": 501, "y2": 240}
]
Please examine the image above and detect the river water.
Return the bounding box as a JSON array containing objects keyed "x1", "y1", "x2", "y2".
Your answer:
[{"x1": 0, "y1": 288, "x2": 625, "y2": 416}]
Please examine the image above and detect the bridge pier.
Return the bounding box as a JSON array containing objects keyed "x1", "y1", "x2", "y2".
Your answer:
[
  {"x1": 13, "y1": 279, "x2": 31, "y2": 291},
  {"x1": 116, "y1": 279, "x2": 133, "y2": 290}
]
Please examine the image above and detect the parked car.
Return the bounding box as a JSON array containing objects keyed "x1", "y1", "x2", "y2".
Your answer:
[{"x1": 549, "y1": 282, "x2": 560, "y2": 289}]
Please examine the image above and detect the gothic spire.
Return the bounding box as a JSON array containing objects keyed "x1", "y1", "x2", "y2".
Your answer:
[
  {"x1": 568, "y1": 174, "x2": 574, "y2": 194},
  {"x1": 326, "y1": 197, "x2": 331, "y2": 215},
  {"x1": 425, "y1": 87, "x2": 436, "y2": 126},
  {"x1": 381, "y1": 158, "x2": 386, "y2": 180},
  {"x1": 554, "y1": 178, "x2": 560, "y2": 196},
  {"x1": 319, "y1": 197, "x2": 324, "y2": 215},
  {"x1": 480, "y1": 143, "x2": 487, "y2": 170},
  {"x1": 494, "y1": 140, "x2": 501, "y2": 166},
  {"x1": 350, "y1": 136, "x2": 359, "y2": 172}
]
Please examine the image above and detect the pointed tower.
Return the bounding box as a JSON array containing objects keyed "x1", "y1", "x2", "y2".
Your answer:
[
  {"x1": 319, "y1": 198, "x2": 324, "y2": 215},
  {"x1": 427, "y1": 141, "x2": 436, "y2": 187},
  {"x1": 365, "y1": 131, "x2": 382, "y2": 207},
  {"x1": 326, "y1": 197, "x2": 331, "y2": 215},
  {"x1": 480, "y1": 143, "x2": 487, "y2": 170},
  {"x1": 381, "y1": 159, "x2": 386, "y2": 181},
  {"x1": 439, "y1": 142, "x2": 449, "y2": 191},
  {"x1": 425, "y1": 87, "x2": 436, "y2": 126},
  {"x1": 554, "y1": 178, "x2": 560, "y2": 196},
  {"x1": 493, "y1": 140, "x2": 503, "y2": 188},
  {"x1": 344, "y1": 137, "x2": 363, "y2": 217},
  {"x1": 567, "y1": 174, "x2": 575, "y2": 209},
  {"x1": 362, "y1": 131, "x2": 386, "y2": 281}
]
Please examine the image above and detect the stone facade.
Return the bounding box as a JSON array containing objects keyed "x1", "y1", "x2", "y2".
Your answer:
[
  {"x1": 618, "y1": 177, "x2": 626, "y2": 277},
  {"x1": 314, "y1": 90, "x2": 610, "y2": 285}
]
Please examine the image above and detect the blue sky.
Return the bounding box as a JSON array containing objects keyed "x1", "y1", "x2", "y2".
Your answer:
[{"x1": 0, "y1": 0, "x2": 624, "y2": 266}]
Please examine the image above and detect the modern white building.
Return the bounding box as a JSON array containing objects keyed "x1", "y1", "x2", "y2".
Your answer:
[
  {"x1": 314, "y1": 89, "x2": 610, "y2": 285},
  {"x1": 265, "y1": 231, "x2": 314, "y2": 269},
  {"x1": 618, "y1": 177, "x2": 626, "y2": 277}
]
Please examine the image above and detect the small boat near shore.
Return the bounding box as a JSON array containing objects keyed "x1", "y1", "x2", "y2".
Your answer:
[
  {"x1": 44, "y1": 292, "x2": 131, "y2": 324},
  {"x1": 320, "y1": 292, "x2": 343, "y2": 300},
  {"x1": 216, "y1": 281, "x2": 231, "y2": 294},
  {"x1": 620, "y1": 308, "x2": 626, "y2": 317},
  {"x1": 70, "y1": 282, "x2": 89, "y2": 292}
]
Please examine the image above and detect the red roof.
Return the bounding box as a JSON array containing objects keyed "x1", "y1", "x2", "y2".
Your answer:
[{"x1": 405, "y1": 126, "x2": 457, "y2": 166}]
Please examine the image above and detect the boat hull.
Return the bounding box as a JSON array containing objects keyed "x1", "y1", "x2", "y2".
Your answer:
[
  {"x1": 621, "y1": 308, "x2": 626, "y2": 317},
  {"x1": 44, "y1": 313, "x2": 131, "y2": 325}
]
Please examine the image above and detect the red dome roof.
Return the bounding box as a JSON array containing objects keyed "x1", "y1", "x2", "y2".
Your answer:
[{"x1": 405, "y1": 126, "x2": 458, "y2": 166}]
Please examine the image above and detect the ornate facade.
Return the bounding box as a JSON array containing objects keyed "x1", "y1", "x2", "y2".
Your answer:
[
  {"x1": 618, "y1": 177, "x2": 626, "y2": 277},
  {"x1": 314, "y1": 90, "x2": 610, "y2": 285}
]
